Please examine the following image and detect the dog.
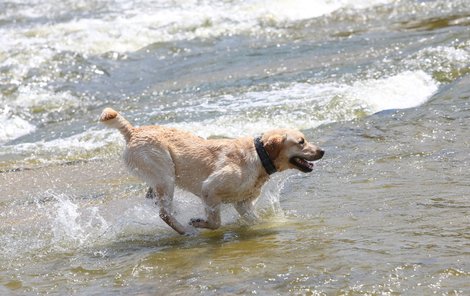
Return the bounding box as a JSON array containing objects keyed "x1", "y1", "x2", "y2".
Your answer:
[{"x1": 100, "y1": 108, "x2": 324, "y2": 235}]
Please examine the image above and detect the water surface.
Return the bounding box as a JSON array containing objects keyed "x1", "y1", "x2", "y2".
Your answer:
[{"x1": 1, "y1": 0, "x2": 470, "y2": 294}]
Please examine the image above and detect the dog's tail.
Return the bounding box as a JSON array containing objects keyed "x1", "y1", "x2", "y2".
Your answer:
[{"x1": 99, "y1": 108, "x2": 134, "y2": 142}]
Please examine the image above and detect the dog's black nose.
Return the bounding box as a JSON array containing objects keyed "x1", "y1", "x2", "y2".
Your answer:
[{"x1": 318, "y1": 149, "x2": 325, "y2": 158}]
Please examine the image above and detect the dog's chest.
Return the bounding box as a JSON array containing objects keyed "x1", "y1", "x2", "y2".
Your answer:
[{"x1": 220, "y1": 172, "x2": 269, "y2": 203}]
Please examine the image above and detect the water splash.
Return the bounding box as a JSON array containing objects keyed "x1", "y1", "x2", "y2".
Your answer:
[
  {"x1": 51, "y1": 193, "x2": 109, "y2": 248},
  {"x1": 0, "y1": 183, "x2": 290, "y2": 262}
]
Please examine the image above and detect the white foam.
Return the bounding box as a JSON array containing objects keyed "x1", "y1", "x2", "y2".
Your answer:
[
  {"x1": 0, "y1": 71, "x2": 437, "y2": 161},
  {"x1": 40, "y1": 129, "x2": 123, "y2": 153},
  {"x1": 0, "y1": 107, "x2": 36, "y2": 144},
  {"x1": 0, "y1": 85, "x2": 84, "y2": 145},
  {"x1": 405, "y1": 46, "x2": 470, "y2": 74},
  {"x1": 169, "y1": 71, "x2": 438, "y2": 138},
  {"x1": 0, "y1": 129, "x2": 123, "y2": 163},
  {"x1": 14, "y1": 85, "x2": 80, "y2": 111},
  {"x1": 263, "y1": 0, "x2": 392, "y2": 21},
  {"x1": 0, "y1": 0, "x2": 394, "y2": 57},
  {"x1": 348, "y1": 70, "x2": 439, "y2": 112}
]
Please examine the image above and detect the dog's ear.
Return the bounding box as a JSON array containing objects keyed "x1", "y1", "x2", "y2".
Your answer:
[{"x1": 264, "y1": 134, "x2": 286, "y2": 160}]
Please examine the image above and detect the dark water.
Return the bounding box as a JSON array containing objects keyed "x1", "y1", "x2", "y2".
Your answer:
[{"x1": 1, "y1": 0, "x2": 469, "y2": 294}]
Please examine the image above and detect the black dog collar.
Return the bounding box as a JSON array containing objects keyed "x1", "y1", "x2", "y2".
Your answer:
[{"x1": 254, "y1": 136, "x2": 277, "y2": 175}]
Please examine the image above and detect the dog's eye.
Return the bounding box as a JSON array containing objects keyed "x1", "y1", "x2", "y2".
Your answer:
[{"x1": 298, "y1": 138, "x2": 305, "y2": 145}]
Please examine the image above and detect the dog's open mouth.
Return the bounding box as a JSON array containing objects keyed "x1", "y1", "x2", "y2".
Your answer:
[{"x1": 289, "y1": 157, "x2": 314, "y2": 173}]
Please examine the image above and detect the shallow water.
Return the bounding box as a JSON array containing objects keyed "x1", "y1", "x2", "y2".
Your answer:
[{"x1": 1, "y1": 0, "x2": 470, "y2": 294}]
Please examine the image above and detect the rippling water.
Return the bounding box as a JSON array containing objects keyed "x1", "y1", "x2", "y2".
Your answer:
[{"x1": 1, "y1": 0, "x2": 470, "y2": 294}]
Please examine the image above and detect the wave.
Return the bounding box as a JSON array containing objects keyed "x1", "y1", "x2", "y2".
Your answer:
[
  {"x1": 0, "y1": 129, "x2": 122, "y2": 167},
  {"x1": 0, "y1": 86, "x2": 84, "y2": 144},
  {"x1": 0, "y1": 0, "x2": 393, "y2": 57},
  {"x1": 169, "y1": 70, "x2": 438, "y2": 138},
  {"x1": 0, "y1": 107, "x2": 36, "y2": 144},
  {"x1": 0, "y1": 70, "x2": 438, "y2": 168}
]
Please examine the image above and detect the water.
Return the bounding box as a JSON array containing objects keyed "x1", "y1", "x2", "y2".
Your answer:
[{"x1": 1, "y1": 0, "x2": 469, "y2": 294}]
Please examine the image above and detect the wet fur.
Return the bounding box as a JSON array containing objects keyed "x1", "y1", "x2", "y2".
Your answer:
[{"x1": 100, "y1": 108, "x2": 324, "y2": 235}]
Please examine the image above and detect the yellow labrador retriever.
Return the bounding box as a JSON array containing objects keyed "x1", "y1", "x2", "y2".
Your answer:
[{"x1": 100, "y1": 108, "x2": 324, "y2": 235}]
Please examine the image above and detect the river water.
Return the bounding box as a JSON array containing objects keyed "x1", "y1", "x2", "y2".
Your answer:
[{"x1": 1, "y1": 0, "x2": 470, "y2": 295}]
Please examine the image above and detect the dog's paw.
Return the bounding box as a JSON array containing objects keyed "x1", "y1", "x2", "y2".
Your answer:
[{"x1": 189, "y1": 218, "x2": 208, "y2": 228}]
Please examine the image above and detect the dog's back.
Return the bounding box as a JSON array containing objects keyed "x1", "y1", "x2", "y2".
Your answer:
[{"x1": 100, "y1": 108, "x2": 258, "y2": 198}]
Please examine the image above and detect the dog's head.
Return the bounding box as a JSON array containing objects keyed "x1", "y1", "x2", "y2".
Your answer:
[{"x1": 262, "y1": 129, "x2": 324, "y2": 173}]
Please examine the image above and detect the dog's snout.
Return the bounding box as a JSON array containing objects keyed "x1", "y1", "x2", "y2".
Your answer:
[{"x1": 317, "y1": 149, "x2": 325, "y2": 159}]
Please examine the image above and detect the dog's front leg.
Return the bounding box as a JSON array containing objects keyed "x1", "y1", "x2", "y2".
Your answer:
[
  {"x1": 190, "y1": 187, "x2": 222, "y2": 230},
  {"x1": 190, "y1": 202, "x2": 221, "y2": 230}
]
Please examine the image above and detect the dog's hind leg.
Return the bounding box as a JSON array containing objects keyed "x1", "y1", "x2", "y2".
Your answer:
[
  {"x1": 153, "y1": 185, "x2": 191, "y2": 235},
  {"x1": 126, "y1": 148, "x2": 195, "y2": 235},
  {"x1": 149, "y1": 181, "x2": 196, "y2": 235}
]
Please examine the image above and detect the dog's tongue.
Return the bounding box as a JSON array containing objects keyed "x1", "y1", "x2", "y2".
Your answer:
[
  {"x1": 296, "y1": 157, "x2": 314, "y2": 169},
  {"x1": 305, "y1": 159, "x2": 314, "y2": 169},
  {"x1": 290, "y1": 157, "x2": 316, "y2": 173}
]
